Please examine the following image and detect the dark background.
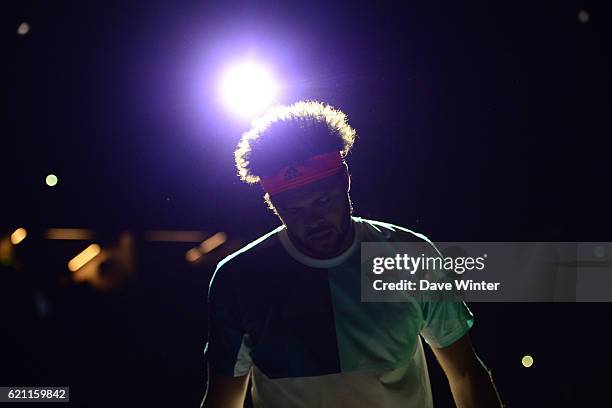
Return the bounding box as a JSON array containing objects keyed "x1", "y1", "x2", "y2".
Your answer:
[{"x1": 3, "y1": 0, "x2": 611, "y2": 406}]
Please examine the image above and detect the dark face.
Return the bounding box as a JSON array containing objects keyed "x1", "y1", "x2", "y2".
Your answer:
[{"x1": 272, "y1": 172, "x2": 353, "y2": 259}]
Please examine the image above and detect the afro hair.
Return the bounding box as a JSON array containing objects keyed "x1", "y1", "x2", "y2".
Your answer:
[{"x1": 234, "y1": 100, "x2": 357, "y2": 184}]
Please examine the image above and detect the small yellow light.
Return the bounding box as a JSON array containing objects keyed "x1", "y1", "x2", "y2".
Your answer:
[
  {"x1": 200, "y1": 232, "x2": 227, "y2": 253},
  {"x1": 522, "y1": 355, "x2": 534, "y2": 368},
  {"x1": 10, "y1": 228, "x2": 27, "y2": 245},
  {"x1": 46, "y1": 174, "x2": 58, "y2": 187},
  {"x1": 68, "y1": 244, "x2": 101, "y2": 272},
  {"x1": 17, "y1": 22, "x2": 30, "y2": 35},
  {"x1": 186, "y1": 248, "x2": 202, "y2": 263}
]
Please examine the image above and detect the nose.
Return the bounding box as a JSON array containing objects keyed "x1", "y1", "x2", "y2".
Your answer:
[{"x1": 304, "y1": 207, "x2": 326, "y2": 229}]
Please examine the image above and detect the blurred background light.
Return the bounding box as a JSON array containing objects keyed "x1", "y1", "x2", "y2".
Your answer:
[
  {"x1": 72, "y1": 249, "x2": 109, "y2": 284},
  {"x1": 0, "y1": 237, "x2": 12, "y2": 264},
  {"x1": 45, "y1": 228, "x2": 95, "y2": 240},
  {"x1": 185, "y1": 247, "x2": 202, "y2": 263},
  {"x1": 17, "y1": 22, "x2": 30, "y2": 35},
  {"x1": 219, "y1": 60, "x2": 280, "y2": 118},
  {"x1": 200, "y1": 232, "x2": 227, "y2": 253},
  {"x1": 10, "y1": 228, "x2": 27, "y2": 245},
  {"x1": 68, "y1": 243, "x2": 101, "y2": 272},
  {"x1": 522, "y1": 355, "x2": 534, "y2": 368},
  {"x1": 577, "y1": 10, "x2": 590, "y2": 24},
  {"x1": 46, "y1": 174, "x2": 58, "y2": 187},
  {"x1": 70, "y1": 232, "x2": 135, "y2": 290}
]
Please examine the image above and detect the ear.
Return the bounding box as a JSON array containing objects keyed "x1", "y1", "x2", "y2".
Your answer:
[{"x1": 342, "y1": 162, "x2": 351, "y2": 192}]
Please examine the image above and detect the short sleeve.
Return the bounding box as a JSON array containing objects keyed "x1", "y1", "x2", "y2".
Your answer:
[
  {"x1": 418, "y1": 240, "x2": 475, "y2": 348},
  {"x1": 420, "y1": 300, "x2": 474, "y2": 348},
  {"x1": 204, "y1": 265, "x2": 253, "y2": 376}
]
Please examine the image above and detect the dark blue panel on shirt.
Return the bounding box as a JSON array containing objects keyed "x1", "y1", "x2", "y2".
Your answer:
[{"x1": 236, "y1": 244, "x2": 342, "y2": 379}]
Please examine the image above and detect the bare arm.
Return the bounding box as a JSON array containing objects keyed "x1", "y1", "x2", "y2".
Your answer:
[
  {"x1": 200, "y1": 364, "x2": 250, "y2": 408},
  {"x1": 430, "y1": 333, "x2": 503, "y2": 408}
]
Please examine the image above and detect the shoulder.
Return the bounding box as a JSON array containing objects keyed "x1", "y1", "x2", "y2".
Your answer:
[
  {"x1": 208, "y1": 225, "x2": 285, "y2": 299},
  {"x1": 354, "y1": 216, "x2": 442, "y2": 257}
]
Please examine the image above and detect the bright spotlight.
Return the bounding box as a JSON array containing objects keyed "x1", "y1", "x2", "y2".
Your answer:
[{"x1": 219, "y1": 61, "x2": 280, "y2": 118}]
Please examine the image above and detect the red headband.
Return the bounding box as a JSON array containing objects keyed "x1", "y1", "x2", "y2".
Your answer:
[{"x1": 260, "y1": 151, "x2": 344, "y2": 196}]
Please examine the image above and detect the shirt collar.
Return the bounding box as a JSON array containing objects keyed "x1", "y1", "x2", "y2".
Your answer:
[{"x1": 278, "y1": 219, "x2": 359, "y2": 269}]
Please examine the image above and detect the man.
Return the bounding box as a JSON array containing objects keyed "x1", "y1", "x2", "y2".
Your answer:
[{"x1": 202, "y1": 101, "x2": 502, "y2": 407}]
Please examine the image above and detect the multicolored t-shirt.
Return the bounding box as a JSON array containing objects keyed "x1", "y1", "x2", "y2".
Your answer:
[{"x1": 205, "y1": 217, "x2": 474, "y2": 407}]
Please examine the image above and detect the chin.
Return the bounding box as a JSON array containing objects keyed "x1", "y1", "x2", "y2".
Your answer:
[{"x1": 308, "y1": 240, "x2": 342, "y2": 257}]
